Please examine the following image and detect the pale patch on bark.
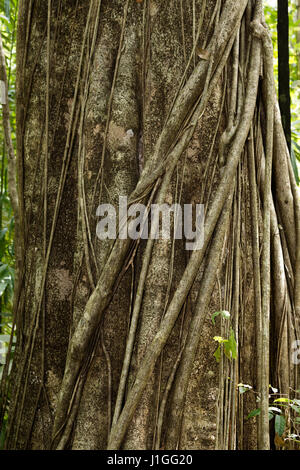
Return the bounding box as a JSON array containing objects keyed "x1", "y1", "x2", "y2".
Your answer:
[
  {"x1": 50, "y1": 268, "x2": 73, "y2": 302},
  {"x1": 107, "y1": 121, "x2": 135, "y2": 151}
]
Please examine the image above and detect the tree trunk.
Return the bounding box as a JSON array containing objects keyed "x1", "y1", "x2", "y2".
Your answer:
[
  {"x1": 277, "y1": 0, "x2": 291, "y2": 151},
  {"x1": 1, "y1": 0, "x2": 299, "y2": 450}
]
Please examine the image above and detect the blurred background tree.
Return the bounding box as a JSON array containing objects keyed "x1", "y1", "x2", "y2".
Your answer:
[
  {"x1": 265, "y1": 0, "x2": 300, "y2": 183},
  {"x1": 278, "y1": 0, "x2": 291, "y2": 151}
]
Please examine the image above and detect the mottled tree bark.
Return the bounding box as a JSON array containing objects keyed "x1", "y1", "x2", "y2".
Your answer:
[{"x1": 1, "y1": 0, "x2": 299, "y2": 451}]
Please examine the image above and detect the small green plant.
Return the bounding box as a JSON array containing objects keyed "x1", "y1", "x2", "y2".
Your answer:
[
  {"x1": 240, "y1": 384, "x2": 300, "y2": 446},
  {"x1": 212, "y1": 310, "x2": 237, "y2": 363}
]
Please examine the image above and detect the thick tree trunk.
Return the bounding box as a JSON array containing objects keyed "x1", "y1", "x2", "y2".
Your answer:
[{"x1": 1, "y1": 0, "x2": 299, "y2": 450}]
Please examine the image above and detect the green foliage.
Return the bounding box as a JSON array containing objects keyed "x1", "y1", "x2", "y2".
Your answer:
[
  {"x1": 0, "y1": 0, "x2": 17, "y2": 406},
  {"x1": 265, "y1": 0, "x2": 300, "y2": 183},
  {"x1": 212, "y1": 311, "x2": 237, "y2": 363},
  {"x1": 0, "y1": 0, "x2": 18, "y2": 449},
  {"x1": 247, "y1": 408, "x2": 261, "y2": 419},
  {"x1": 243, "y1": 384, "x2": 300, "y2": 444},
  {"x1": 212, "y1": 309, "x2": 230, "y2": 325},
  {"x1": 238, "y1": 383, "x2": 253, "y2": 394}
]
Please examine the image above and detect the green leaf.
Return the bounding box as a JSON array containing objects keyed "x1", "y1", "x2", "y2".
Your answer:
[
  {"x1": 275, "y1": 414, "x2": 286, "y2": 437},
  {"x1": 213, "y1": 345, "x2": 221, "y2": 363},
  {"x1": 0, "y1": 263, "x2": 9, "y2": 280},
  {"x1": 0, "y1": 280, "x2": 8, "y2": 297},
  {"x1": 268, "y1": 406, "x2": 282, "y2": 414},
  {"x1": 292, "y1": 140, "x2": 300, "y2": 154},
  {"x1": 224, "y1": 328, "x2": 237, "y2": 360},
  {"x1": 4, "y1": 0, "x2": 9, "y2": 18},
  {"x1": 247, "y1": 408, "x2": 261, "y2": 419},
  {"x1": 238, "y1": 383, "x2": 252, "y2": 394},
  {"x1": 291, "y1": 404, "x2": 300, "y2": 414},
  {"x1": 212, "y1": 311, "x2": 220, "y2": 325},
  {"x1": 212, "y1": 310, "x2": 230, "y2": 325},
  {"x1": 0, "y1": 228, "x2": 8, "y2": 240},
  {"x1": 213, "y1": 336, "x2": 227, "y2": 344}
]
